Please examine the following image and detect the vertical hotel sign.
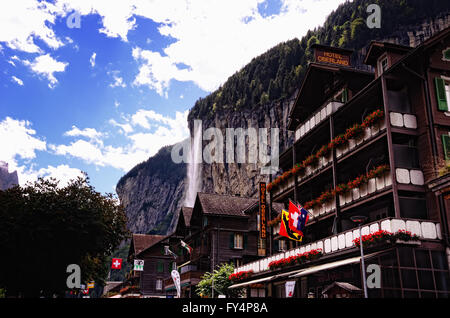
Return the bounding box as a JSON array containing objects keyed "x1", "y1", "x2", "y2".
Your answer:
[{"x1": 259, "y1": 182, "x2": 267, "y2": 239}]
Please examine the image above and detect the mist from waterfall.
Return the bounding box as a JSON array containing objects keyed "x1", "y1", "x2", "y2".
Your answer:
[{"x1": 184, "y1": 120, "x2": 202, "y2": 207}]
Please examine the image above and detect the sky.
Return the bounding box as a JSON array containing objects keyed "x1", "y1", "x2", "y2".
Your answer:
[{"x1": 0, "y1": 0, "x2": 347, "y2": 195}]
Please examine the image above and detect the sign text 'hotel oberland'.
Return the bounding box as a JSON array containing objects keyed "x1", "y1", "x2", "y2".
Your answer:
[{"x1": 315, "y1": 50, "x2": 350, "y2": 66}]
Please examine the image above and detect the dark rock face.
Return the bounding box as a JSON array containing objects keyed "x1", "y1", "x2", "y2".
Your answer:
[
  {"x1": 116, "y1": 145, "x2": 186, "y2": 234},
  {"x1": 0, "y1": 161, "x2": 19, "y2": 190}
]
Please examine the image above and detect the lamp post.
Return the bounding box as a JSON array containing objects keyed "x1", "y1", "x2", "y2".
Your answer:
[{"x1": 350, "y1": 215, "x2": 368, "y2": 298}]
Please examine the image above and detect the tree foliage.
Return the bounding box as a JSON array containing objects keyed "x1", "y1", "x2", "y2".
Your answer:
[
  {"x1": 0, "y1": 175, "x2": 129, "y2": 297},
  {"x1": 196, "y1": 263, "x2": 244, "y2": 298},
  {"x1": 188, "y1": 0, "x2": 450, "y2": 121}
]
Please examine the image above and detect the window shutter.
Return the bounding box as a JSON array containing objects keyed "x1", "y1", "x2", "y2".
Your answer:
[
  {"x1": 169, "y1": 262, "x2": 172, "y2": 272},
  {"x1": 442, "y1": 135, "x2": 450, "y2": 161},
  {"x1": 157, "y1": 260, "x2": 163, "y2": 273},
  {"x1": 243, "y1": 234, "x2": 248, "y2": 249},
  {"x1": 230, "y1": 233, "x2": 235, "y2": 249},
  {"x1": 342, "y1": 88, "x2": 348, "y2": 103},
  {"x1": 434, "y1": 77, "x2": 448, "y2": 111}
]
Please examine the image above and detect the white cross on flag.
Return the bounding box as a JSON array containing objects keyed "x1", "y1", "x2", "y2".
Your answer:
[{"x1": 111, "y1": 258, "x2": 122, "y2": 269}]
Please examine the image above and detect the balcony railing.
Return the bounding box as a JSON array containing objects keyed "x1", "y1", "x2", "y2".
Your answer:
[
  {"x1": 295, "y1": 101, "x2": 344, "y2": 142},
  {"x1": 272, "y1": 119, "x2": 387, "y2": 198},
  {"x1": 235, "y1": 217, "x2": 442, "y2": 274},
  {"x1": 389, "y1": 111, "x2": 418, "y2": 129}
]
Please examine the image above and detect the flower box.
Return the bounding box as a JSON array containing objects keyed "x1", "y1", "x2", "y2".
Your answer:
[
  {"x1": 370, "y1": 121, "x2": 380, "y2": 135},
  {"x1": 348, "y1": 138, "x2": 356, "y2": 150}
]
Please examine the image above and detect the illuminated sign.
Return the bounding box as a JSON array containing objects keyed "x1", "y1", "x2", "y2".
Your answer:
[
  {"x1": 315, "y1": 50, "x2": 351, "y2": 66},
  {"x1": 259, "y1": 182, "x2": 267, "y2": 239}
]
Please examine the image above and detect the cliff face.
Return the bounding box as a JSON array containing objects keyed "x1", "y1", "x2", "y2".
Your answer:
[
  {"x1": 196, "y1": 97, "x2": 295, "y2": 198},
  {"x1": 0, "y1": 161, "x2": 19, "y2": 190},
  {"x1": 116, "y1": 145, "x2": 186, "y2": 234}
]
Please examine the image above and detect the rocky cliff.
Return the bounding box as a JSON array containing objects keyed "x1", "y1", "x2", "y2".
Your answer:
[
  {"x1": 0, "y1": 161, "x2": 19, "y2": 190},
  {"x1": 116, "y1": 145, "x2": 186, "y2": 234}
]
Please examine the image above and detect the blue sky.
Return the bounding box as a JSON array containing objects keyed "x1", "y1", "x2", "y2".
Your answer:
[{"x1": 0, "y1": 0, "x2": 346, "y2": 194}]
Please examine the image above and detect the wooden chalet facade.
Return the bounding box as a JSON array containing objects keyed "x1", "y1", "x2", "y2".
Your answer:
[
  {"x1": 232, "y1": 27, "x2": 450, "y2": 299},
  {"x1": 162, "y1": 192, "x2": 284, "y2": 298},
  {"x1": 127, "y1": 234, "x2": 178, "y2": 298}
]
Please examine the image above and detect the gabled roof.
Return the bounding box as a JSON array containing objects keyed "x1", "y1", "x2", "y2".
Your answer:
[
  {"x1": 364, "y1": 41, "x2": 412, "y2": 66},
  {"x1": 242, "y1": 200, "x2": 285, "y2": 215},
  {"x1": 197, "y1": 192, "x2": 258, "y2": 217},
  {"x1": 130, "y1": 234, "x2": 166, "y2": 257},
  {"x1": 181, "y1": 207, "x2": 193, "y2": 227}
]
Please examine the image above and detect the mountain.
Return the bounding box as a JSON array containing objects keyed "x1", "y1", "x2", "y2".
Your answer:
[
  {"x1": 0, "y1": 161, "x2": 19, "y2": 191},
  {"x1": 117, "y1": 0, "x2": 450, "y2": 235},
  {"x1": 116, "y1": 145, "x2": 186, "y2": 234}
]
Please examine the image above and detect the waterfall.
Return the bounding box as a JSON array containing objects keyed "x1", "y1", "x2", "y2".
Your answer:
[{"x1": 184, "y1": 120, "x2": 203, "y2": 207}]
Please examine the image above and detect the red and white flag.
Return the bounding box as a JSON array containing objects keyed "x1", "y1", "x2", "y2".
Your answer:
[
  {"x1": 180, "y1": 240, "x2": 192, "y2": 254},
  {"x1": 111, "y1": 258, "x2": 122, "y2": 269}
]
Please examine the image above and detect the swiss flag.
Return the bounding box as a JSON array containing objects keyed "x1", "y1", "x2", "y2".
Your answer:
[{"x1": 111, "y1": 258, "x2": 122, "y2": 269}]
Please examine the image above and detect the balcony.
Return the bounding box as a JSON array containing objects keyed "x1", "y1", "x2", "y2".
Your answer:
[
  {"x1": 295, "y1": 101, "x2": 344, "y2": 142},
  {"x1": 271, "y1": 112, "x2": 387, "y2": 198},
  {"x1": 235, "y1": 217, "x2": 442, "y2": 274}
]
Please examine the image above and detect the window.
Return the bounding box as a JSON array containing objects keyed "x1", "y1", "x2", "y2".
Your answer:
[
  {"x1": 234, "y1": 233, "x2": 243, "y2": 249},
  {"x1": 156, "y1": 279, "x2": 162, "y2": 291},
  {"x1": 378, "y1": 57, "x2": 388, "y2": 75},
  {"x1": 157, "y1": 260, "x2": 164, "y2": 273},
  {"x1": 434, "y1": 77, "x2": 450, "y2": 111},
  {"x1": 442, "y1": 134, "x2": 450, "y2": 161},
  {"x1": 278, "y1": 240, "x2": 287, "y2": 251}
]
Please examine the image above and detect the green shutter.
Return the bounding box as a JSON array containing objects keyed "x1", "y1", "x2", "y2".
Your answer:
[
  {"x1": 169, "y1": 262, "x2": 173, "y2": 272},
  {"x1": 442, "y1": 135, "x2": 450, "y2": 161},
  {"x1": 229, "y1": 234, "x2": 235, "y2": 249},
  {"x1": 342, "y1": 88, "x2": 348, "y2": 103},
  {"x1": 157, "y1": 260, "x2": 164, "y2": 273},
  {"x1": 434, "y1": 77, "x2": 448, "y2": 111},
  {"x1": 444, "y1": 49, "x2": 450, "y2": 60},
  {"x1": 243, "y1": 234, "x2": 248, "y2": 249}
]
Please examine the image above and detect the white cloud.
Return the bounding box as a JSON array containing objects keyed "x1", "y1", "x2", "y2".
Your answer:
[
  {"x1": 90, "y1": 52, "x2": 96, "y2": 67},
  {"x1": 64, "y1": 125, "x2": 104, "y2": 144},
  {"x1": 128, "y1": 0, "x2": 347, "y2": 94},
  {"x1": 19, "y1": 164, "x2": 84, "y2": 187},
  {"x1": 52, "y1": 109, "x2": 189, "y2": 171},
  {"x1": 108, "y1": 70, "x2": 126, "y2": 88},
  {"x1": 109, "y1": 118, "x2": 133, "y2": 134},
  {"x1": 1, "y1": 0, "x2": 346, "y2": 94},
  {"x1": 23, "y1": 53, "x2": 68, "y2": 88},
  {"x1": 0, "y1": 117, "x2": 47, "y2": 165},
  {"x1": 0, "y1": 0, "x2": 64, "y2": 53},
  {"x1": 11, "y1": 76, "x2": 24, "y2": 86}
]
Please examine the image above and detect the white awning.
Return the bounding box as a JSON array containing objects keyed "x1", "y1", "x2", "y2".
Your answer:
[
  {"x1": 229, "y1": 275, "x2": 276, "y2": 289},
  {"x1": 289, "y1": 252, "x2": 381, "y2": 278}
]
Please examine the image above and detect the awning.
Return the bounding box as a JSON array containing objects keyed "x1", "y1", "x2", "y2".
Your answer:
[
  {"x1": 229, "y1": 275, "x2": 276, "y2": 289},
  {"x1": 289, "y1": 252, "x2": 381, "y2": 278}
]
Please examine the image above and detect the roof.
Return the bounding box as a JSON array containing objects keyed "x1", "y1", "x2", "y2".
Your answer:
[
  {"x1": 130, "y1": 234, "x2": 166, "y2": 256},
  {"x1": 287, "y1": 62, "x2": 373, "y2": 130},
  {"x1": 242, "y1": 200, "x2": 285, "y2": 215},
  {"x1": 322, "y1": 282, "x2": 362, "y2": 294},
  {"x1": 197, "y1": 192, "x2": 258, "y2": 217},
  {"x1": 181, "y1": 207, "x2": 193, "y2": 227},
  {"x1": 364, "y1": 41, "x2": 413, "y2": 65}
]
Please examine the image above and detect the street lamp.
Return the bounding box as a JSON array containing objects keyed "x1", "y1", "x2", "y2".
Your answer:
[{"x1": 350, "y1": 215, "x2": 368, "y2": 298}]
